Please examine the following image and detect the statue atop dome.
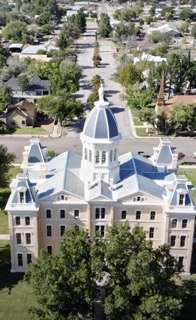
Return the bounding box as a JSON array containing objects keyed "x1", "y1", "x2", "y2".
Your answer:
[{"x1": 98, "y1": 82, "x2": 104, "y2": 102}]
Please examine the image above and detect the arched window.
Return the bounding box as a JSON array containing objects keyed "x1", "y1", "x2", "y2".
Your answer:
[
  {"x1": 114, "y1": 149, "x2": 117, "y2": 161},
  {"x1": 95, "y1": 151, "x2": 100, "y2": 163},
  {"x1": 84, "y1": 148, "x2": 87, "y2": 160},
  {"x1": 89, "y1": 150, "x2": 92, "y2": 162},
  {"x1": 110, "y1": 150, "x2": 113, "y2": 162},
  {"x1": 102, "y1": 151, "x2": 106, "y2": 163}
]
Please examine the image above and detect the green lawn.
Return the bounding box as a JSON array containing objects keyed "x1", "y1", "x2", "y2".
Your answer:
[
  {"x1": 0, "y1": 241, "x2": 35, "y2": 320},
  {"x1": 0, "y1": 167, "x2": 20, "y2": 234},
  {"x1": 14, "y1": 127, "x2": 47, "y2": 135}
]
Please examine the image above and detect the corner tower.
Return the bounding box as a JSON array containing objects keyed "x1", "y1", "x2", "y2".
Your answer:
[{"x1": 80, "y1": 84, "x2": 121, "y2": 185}]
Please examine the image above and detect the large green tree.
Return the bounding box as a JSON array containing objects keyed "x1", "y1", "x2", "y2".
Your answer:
[
  {"x1": 171, "y1": 104, "x2": 196, "y2": 134},
  {"x1": 92, "y1": 224, "x2": 182, "y2": 320},
  {"x1": 116, "y1": 63, "x2": 142, "y2": 88},
  {"x1": 2, "y1": 20, "x2": 30, "y2": 42},
  {"x1": 98, "y1": 13, "x2": 112, "y2": 38},
  {"x1": 27, "y1": 228, "x2": 95, "y2": 320},
  {"x1": 0, "y1": 145, "x2": 15, "y2": 187}
]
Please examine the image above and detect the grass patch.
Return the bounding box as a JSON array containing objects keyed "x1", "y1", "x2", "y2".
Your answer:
[
  {"x1": 0, "y1": 167, "x2": 20, "y2": 234},
  {"x1": 0, "y1": 241, "x2": 35, "y2": 320},
  {"x1": 14, "y1": 127, "x2": 47, "y2": 135},
  {"x1": 133, "y1": 117, "x2": 142, "y2": 126}
]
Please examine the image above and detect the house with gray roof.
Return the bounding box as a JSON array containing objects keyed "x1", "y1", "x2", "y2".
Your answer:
[
  {"x1": 6, "y1": 75, "x2": 50, "y2": 101},
  {"x1": 5, "y1": 85, "x2": 196, "y2": 273}
]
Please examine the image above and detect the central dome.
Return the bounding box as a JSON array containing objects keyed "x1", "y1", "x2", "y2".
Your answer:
[{"x1": 83, "y1": 105, "x2": 120, "y2": 139}]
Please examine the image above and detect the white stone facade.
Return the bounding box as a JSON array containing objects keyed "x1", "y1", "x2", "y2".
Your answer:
[{"x1": 6, "y1": 91, "x2": 196, "y2": 273}]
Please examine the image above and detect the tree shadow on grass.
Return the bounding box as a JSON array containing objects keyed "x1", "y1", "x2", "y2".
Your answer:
[
  {"x1": 0, "y1": 190, "x2": 10, "y2": 210},
  {"x1": 177, "y1": 278, "x2": 196, "y2": 320},
  {"x1": 0, "y1": 244, "x2": 24, "y2": 292}
]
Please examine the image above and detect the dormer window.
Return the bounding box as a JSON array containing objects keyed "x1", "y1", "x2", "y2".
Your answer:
[
  {"x1": 179, "y1": 194, "x2": 185, "y2": 206},
  {"x1": 19, "y1": 191, "x2": 25, "y2": 203}
]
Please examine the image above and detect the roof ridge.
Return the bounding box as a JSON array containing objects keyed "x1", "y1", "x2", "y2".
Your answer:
[{"x1": 63, "y1": 152, "x2": 69, "y2": 191}]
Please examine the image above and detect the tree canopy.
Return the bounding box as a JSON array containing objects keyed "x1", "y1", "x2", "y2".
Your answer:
[
  {"x1": 27, "y1": 228, "x2": 95, "y2": 320},
  {"x1": 0, "y1": 145, "x2": 15, "y2": 187},
  {"x1": 98, "y1": 13, "x2": 112, "y2": 38},
  {"x1": 27, "y1": 224, "x2": 184, "y2": 320}
]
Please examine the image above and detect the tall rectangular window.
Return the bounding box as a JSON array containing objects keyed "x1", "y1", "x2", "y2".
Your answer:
[
  {"x1": 19, "y1": 192, "x2": 25, "y2": 203},
  {"x1": 74, "y1": 210, "x2": 79, "y2": 218},
  {"x1": 171, "y1": 219, "x2": 177, "y2": 228},
  {"x1": 17, "y1": 253, "x2": 23, "y2": 266},
  {"x1": 60, "y1": 210, "x2": 65, "y2": 219},
  {"x1": 180, "y1": 236, "x2": 186, "y2": 247},
  {"x1": 47, "y1": 245, "x2": 52, "y2": 255},
  {"x1": 179, "y1": 194, "x2": 184, "y2": 205},
  {"x1": 47, "y1": 225, "x2": 52, "y2": 237},
  {"x1": 15, "y1": 216, "x2": 21, "y2": 225},
  {"x1": 46, "y1": 209, "x2": 51, "y2": 219},
  {"x1": 182, "y1": 219, "x2": 187, "y2": 228},
  {"x1": 95, "y1": 208, "x2": 100, "y2": 219},
  {"x1": 26, "y1": 233, "x2": 31, "y2": 244},
  {"x1": 95, "y1": 225, "x2": 105, "y2": 237},
  {"x1": 16, "y1": 233, "x2": 21, "y2": 244},
  {"x1": 101, "y1": 208, "x2": 105, "y2": 219},
  {"x1": 149, "y1": 227, "x2": 154, "y2": 239},
  {"x1": 150, "y1": 211, "x2": 156, "y2": 220},
  {"x1": 27, "y1": 253, "x2": 32, "y2": 264},
  {"x1": 136, "y1": 211, "x2": 141, "y2": 220},
  {"x1": 170, "y1": 235, "x2": 176, "y2": 247},
  {"x1": 95, "y1": 208, "x2": 105, "y2": 219},
  {"x1": 178, "y1": 256, "x2": 184, "y2": 270},
  {"x1": 25, "y1": 216, "x2": 30, "y2": 225},
  {"x1": 60, "y1": 225, "x2": 65, "y2": 236},
  {"x1": 121, "y1": 210, "x2": 127, "y2": 220}
]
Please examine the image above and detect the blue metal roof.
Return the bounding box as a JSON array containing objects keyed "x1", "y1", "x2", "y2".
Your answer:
[{"x1": 83, "y1": 106, "x2": 119, "y2": 139}]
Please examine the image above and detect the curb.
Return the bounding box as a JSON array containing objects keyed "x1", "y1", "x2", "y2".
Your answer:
[{"x1": 0, "y1": 134, "x2": 49, "y2": 138}]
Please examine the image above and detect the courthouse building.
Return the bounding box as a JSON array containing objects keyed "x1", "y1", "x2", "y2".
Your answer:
[{"x1": 6, "y1": 85, "x2": 196, "y2": 273}]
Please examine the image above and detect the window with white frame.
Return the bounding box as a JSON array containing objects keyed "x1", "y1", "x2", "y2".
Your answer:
[
  {"x1": 95, "y1": 151, "x2": 100, "y2": 163},
  {"x1": 114, "y1": 149, "x2": 117, "y2": 161},
  {"x1": 149, "y1": 227, "x2": 154, "y2": 239},
  {"x1": 95, "y1": 225, "x2": 105, "y2": 237},
  {"x1": 95, "y1": 208, "x2": 105, "y2": 219},
  {"x1": 25, "y1": 216, "x2": 30, "y2": 225},
  {"x1": 150, "y1": 211, "x2": 156, "y2": 220},
  {"x1": 60, "y1": 209, "x2": 65, "y2": 219},
  {"x1": 74, "y1": 209, "x2": 80, "y2": 218},
  {"x1": 170, "y1": 235, "x2": 176, "y2": 247},
  {"x1": 180, "y1": 235, "x2": 186, "y2": 247},
  {"x1": 171, "y1": 219, "x2": 177, "y2": 228},
  {"x1": 60, "y1": 225, "x2": 65, "y2": 236},
  {"x1": 102, "y1": 151, "x2": 106, "y2": 164},
  {"x1": 15, "y1": 216, "x2": 21, "y2": 225},
  {"x1": 121, "y1": 210, "x2": 127, "y2": 219},
  {"x1": 17, "y1": 253, "x2": 23, "y2": 266},
  {"x1": 27, "y1": 253, "x2": 32, "y2": 264},
  {"x1": 179, "y1": 193, "x2": 185, "y2": 206},
  {"x1": 26, "y1": 233, "x2": 31, "y2": 244},
  {"x1": 47, "y1": 245, "x2": 52, "y2": 255},
  {"x1": 46, "y1": 209, "x2": 51, "y2": 219},
  {"x1": 182, "y1": 219, "x2": 188, "y2": 228},
  {"x1": 16, "y1": 233, "x2": 22, "y2": 244},
  {"x1": 19, "y1": 191, "x2": 25, "y2": 203}
]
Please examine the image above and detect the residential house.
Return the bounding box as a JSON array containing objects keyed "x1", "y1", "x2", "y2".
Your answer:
[
  {"x1": 0, "y1": 100, "x2": 37, "y2": 129},
  {"x1": 6, "y1": 75, "x2": 50, "y2": 102}
]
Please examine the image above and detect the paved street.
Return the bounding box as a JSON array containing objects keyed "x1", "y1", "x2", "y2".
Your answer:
[{"x1": 0, "y1": 22, "x2": 196, "y2": 163}]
